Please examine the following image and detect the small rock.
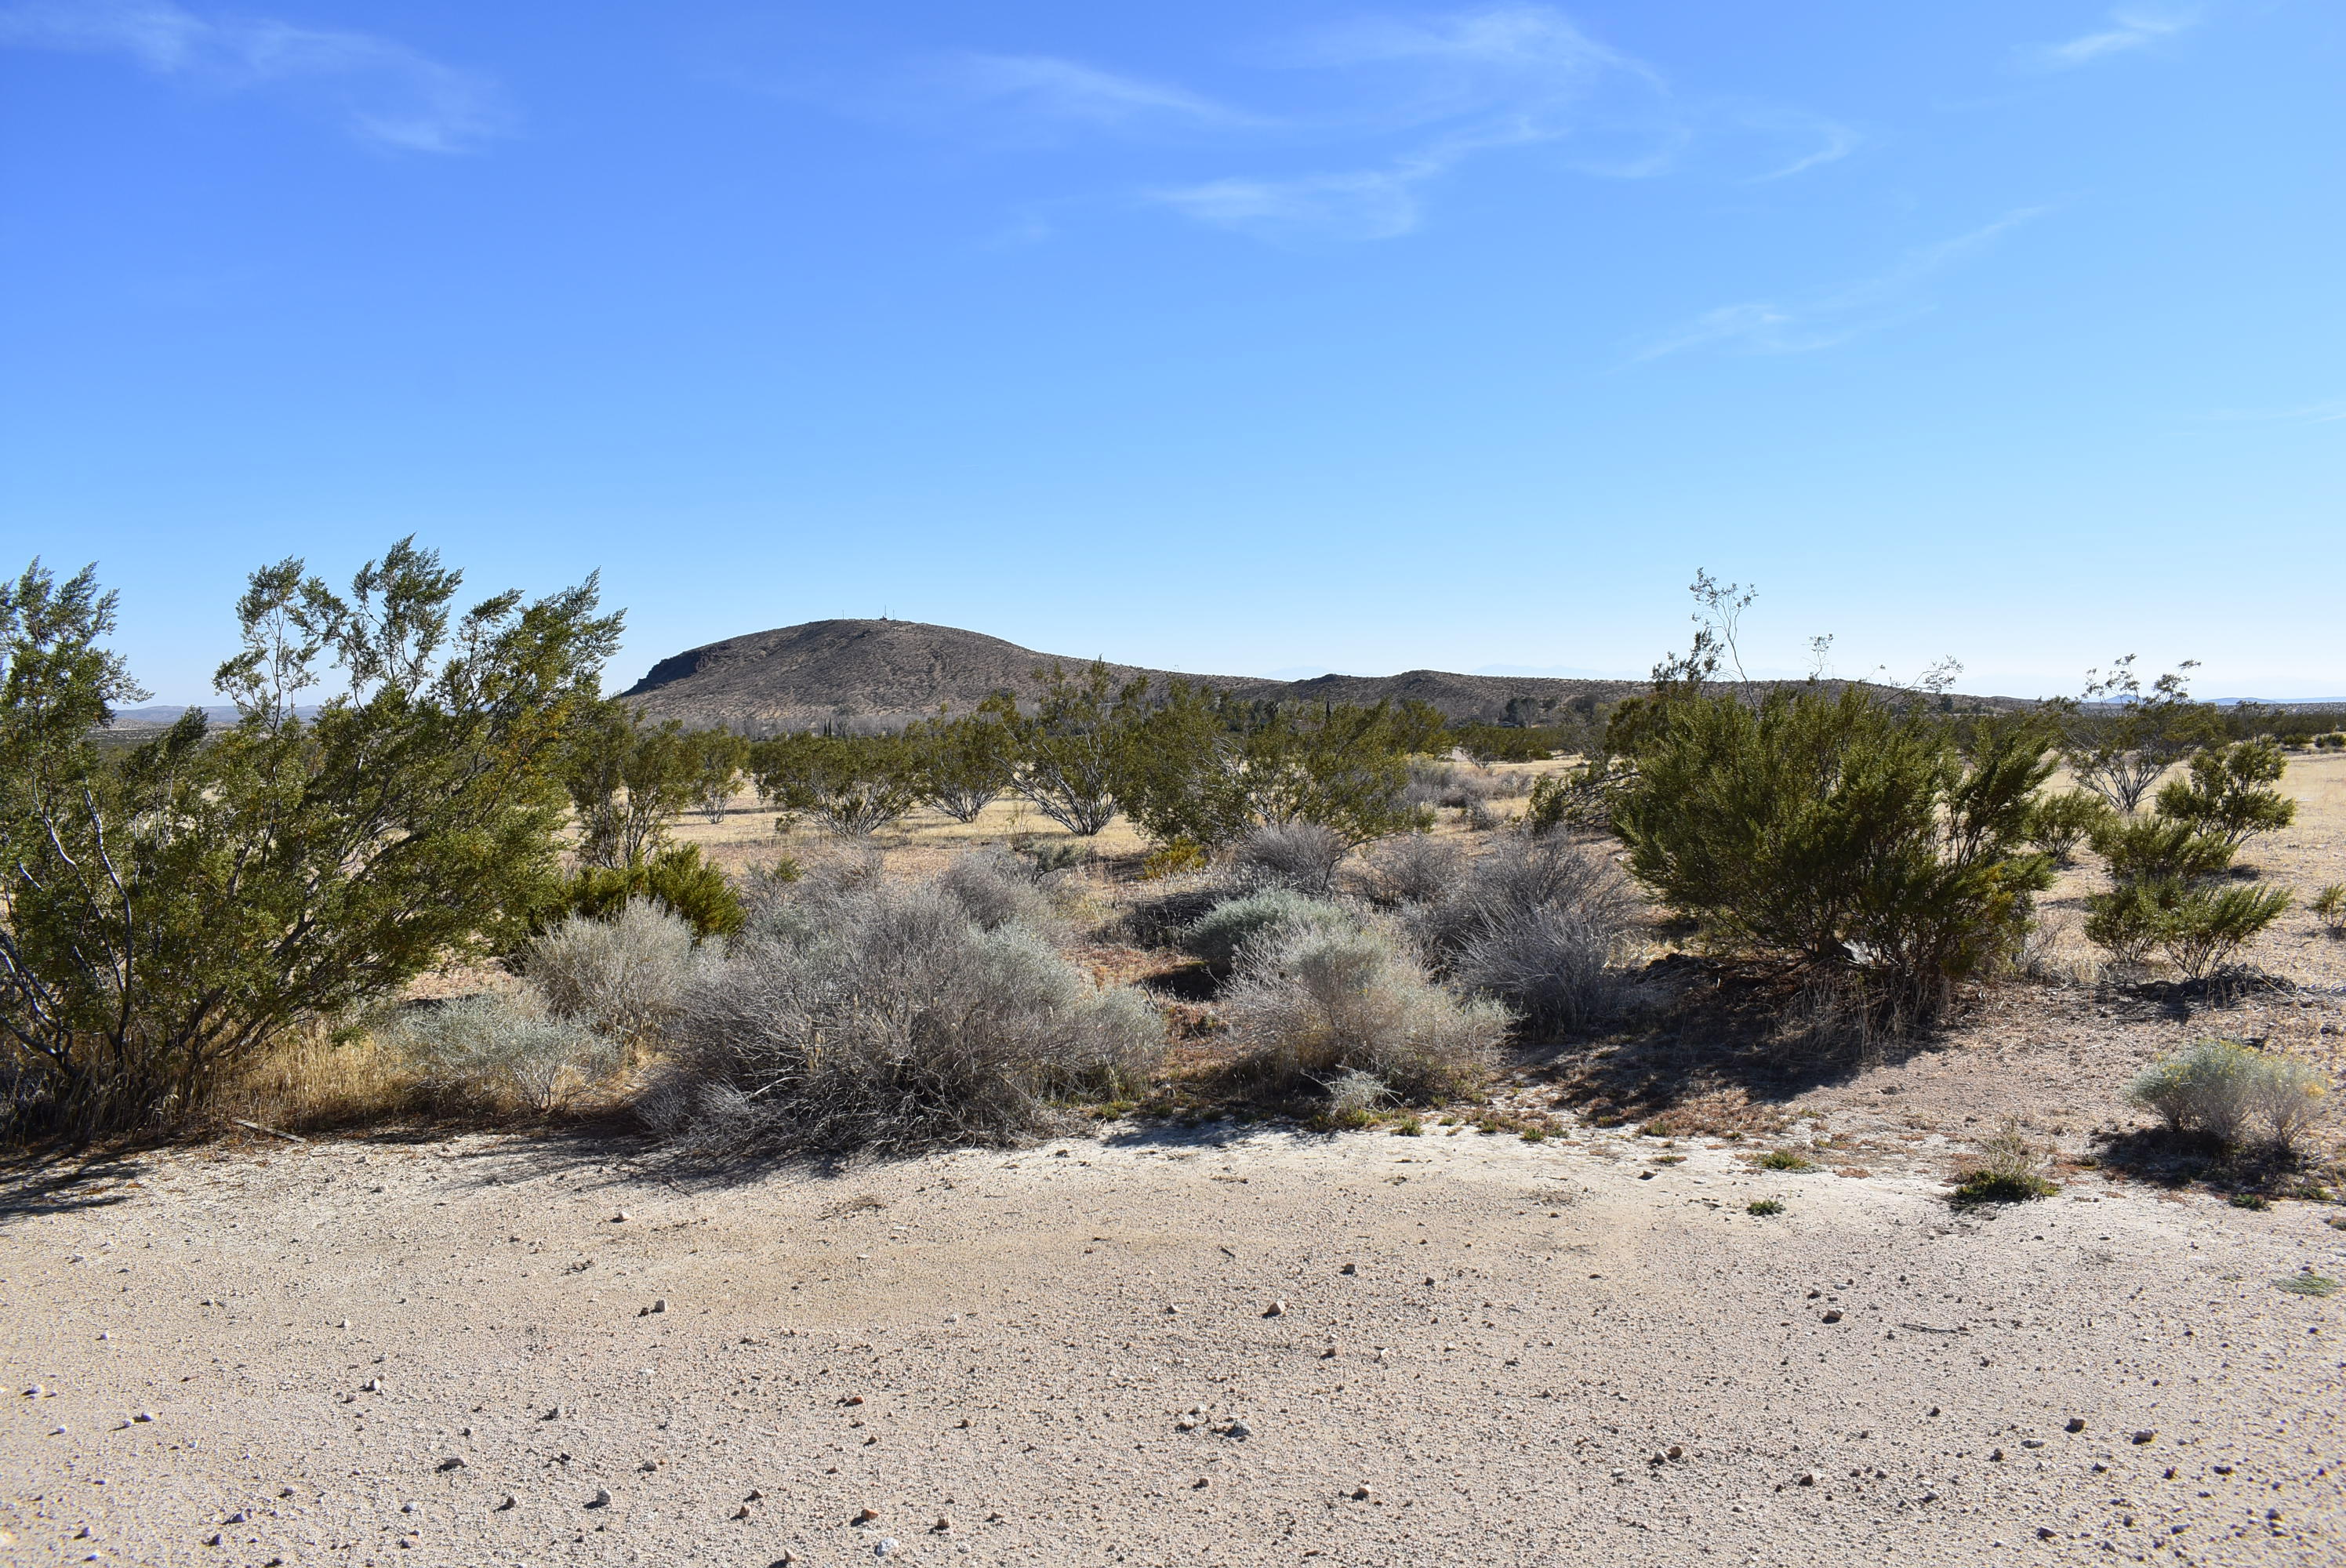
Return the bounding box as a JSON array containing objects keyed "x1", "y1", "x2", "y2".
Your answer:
[
  {"x1": 843, "y1": 1395, "x2": 866, "y2": 1406},
  {"x1": 745, "y1": 1489, "x2": 764, "y2": 1501},
  {"x1": 226, "y1": 1511, "x2": 249, "y2": 1525},
  {"x1": 874, "y1": 1538, "x2": 902, "y2": 1557},
  {"x1": 1350, "y1": 1486, "x2": 1373, "y2": 1501},
  {"x1": 1264, "y1": 1300, "x2": 1286, "y2": 1318},
  {"x1": 1223, "y1": 1420, "x2": 1252, "y2": 1439},
  {"x1": 360, "y1": 1378, "x2": 381, "y2": 1394},
  {"x1": 1340, "y1": 1263, "x2": 1357, "y2": 1276},
  {"x1": 2037, "y1": 1527, "x2": 2056, "y2": 1540},
  {"x1": 24, "y1": 1385, "x2": 42, "y2": 1397},
  {"x1": 1798, "y1": 1472, "x2": 1817, "y2": 1487},
  {"x1": 586, "y1": 1489, "x2": 611, "y2": 1509},
  {"x1": 542, "y1": 1405, "x2": 563, "y2": 1421},
  {"x1": 2065, "y1": 1417, "x2": 2086, "y2": 1433},
  {"x1": 612, "y1": 1211, "x2": 629, "y2": 1223},
  {"x1": 133, "y1": 1410, "x2": 154, "y2": 1422},
  {"x1": 931, "y1": 1516, "x2": 952, "y2": 1532},
  {"x1": 733, "y1": 1505, "x2": 752, "y2": 1521},
  {"x1": 650, "y1": 1299, "x2": 666, "y2": 1314},
  {"x1": 1667, "y1": 1446, "x2": 1684, "y2": 1461},
  {"x1": 437, "y1": 1457, "x2": 465, "y2": 1472},
  {"x1": 854, "y1": 1507, "x2": 881, "y2": 1524},
  {"x1": 204, "y1": 1533, "x2": 223, "y2": 1546},
  {"x1": 1989, "y1": 1449, "x2": 2005, "y2": 1462},
  {"x1": 1821, "y1": 1310, "x2": 1843, "y2": 1323},
  {"x1": 2131, "y1": 1430, "x2": 2156, "y2": 1445},
  {"x1": 1174, "y1": 1415, "x2": 1197, "y2": 1432},
  {"x1": 2021, "y1": 1439, "x2": 2045, "y2": 1449},
  {"x1": 495, "y1": 1496, "x2": 516, "y2": 1512},
  {"x1": 1320, "y1": 1344, "x2": 1339, "y2": 1359},
  {"x1": 1192, "y1": 1477, "x2": 1208, "y2": 1490}
]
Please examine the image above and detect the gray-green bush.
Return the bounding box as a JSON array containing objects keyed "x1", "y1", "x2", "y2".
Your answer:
[
  {"x1": 2127, "y1": 1038, "x2": 2330, "y2": 1152},
  {"x1": 1180, "y1": 887, "x2": 1359, "y2": 975},
  {"x1": 384, "y1": 990, "x2": 619, "y2": 1113},
  {"x1": 1407, "y1": 832, "x2": 1640, "y2": 1033},
  {"x1": 642, "y1": 878, "x2": 1162, "y2": 1158},
  {"x1": 525, "y1": 898, "x2": 703, "y2": 1048},
  {"x1": 1218, "y1": 920, "x2": 1507, "y2": 1105}
]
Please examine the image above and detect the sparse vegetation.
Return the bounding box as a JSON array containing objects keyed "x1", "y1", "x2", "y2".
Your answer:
[
  {"x1": 1950, "y1": 1121, "x2": 2057, "y2": 1206},
  {"x1": 383, "y1": 989, "x2": 620, "y2": 1115},
  {"x1": 1746, "y1": 1199, "x2": 1784, "y2": 1215}
]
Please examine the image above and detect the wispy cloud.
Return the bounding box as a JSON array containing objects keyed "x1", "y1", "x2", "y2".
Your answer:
[
  {"x1": 1637, "y1": 209, "x2": 2046, "y2": 359},
  {"x1": 938, "y1": 54, "x2": 1257, "y2": 132},
  {"x1": 894, "y1": 6, "x2": 1854, "y2": 244},
  {"x1": 2020, "y1": 8, "x2": 2199, "y2": 71},
  {"x1": 0, "y1": 0, "x2": 510, "y2": 152}
]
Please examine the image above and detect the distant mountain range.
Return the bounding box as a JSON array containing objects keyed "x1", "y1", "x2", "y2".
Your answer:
[{"x1": 620, "y1": 619, "x2": 1657, "y2": 731}]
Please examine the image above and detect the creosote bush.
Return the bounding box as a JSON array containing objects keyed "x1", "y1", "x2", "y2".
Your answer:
[
  {"x1": 2025, "y1": 790, "x2": 2114, "y2": 866},
  {"x1": 1217, "y1": 920, "x2": 1507, "y2": 1105},
  {"x1": 641, "y1": 877, "x2": 1161, "y2": 1159},
  {"x1": 2127, "y1": 1039, "x2": 2330, "y2": 1154}
]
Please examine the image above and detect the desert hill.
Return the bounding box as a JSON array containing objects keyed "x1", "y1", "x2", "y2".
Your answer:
[{"x1": 619, "y1": 619, "x2": 1650, "y2": 731}]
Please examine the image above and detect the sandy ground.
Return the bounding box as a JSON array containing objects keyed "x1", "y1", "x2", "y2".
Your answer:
[{"x1": 5, "y1": 1120, "x2": 2343, "y2": 1568}]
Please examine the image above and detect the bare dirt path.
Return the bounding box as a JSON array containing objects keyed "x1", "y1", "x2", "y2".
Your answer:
[{"x1": 4, "y1": 1123, "x2": 2341, "y2": 1568}]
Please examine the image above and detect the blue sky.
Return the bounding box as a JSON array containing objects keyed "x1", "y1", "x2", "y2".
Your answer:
[{"x1": 3, "y1": 1, "x2": 2341, "y2": 702}]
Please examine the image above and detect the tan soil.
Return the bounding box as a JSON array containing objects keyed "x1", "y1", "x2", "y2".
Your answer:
[{"x1": 3, "y1": 1117, "x2": 2342, "y2": 1567}]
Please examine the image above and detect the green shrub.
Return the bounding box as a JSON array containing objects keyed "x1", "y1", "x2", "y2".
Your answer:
[
  {"x1": 547, "y1": 843, "x2": 744, "y2": 940},
  {"x1": 1180, "y1": 887, "x2": 1357, "y2": 975},
  {"x1": 0, "y1": 546, "x2": 619, "y2": 1140},
  {"x1": 905, "y1": 712, "x2": 1013, "y2": 823},
  {"x1": 2154, "y1": 740, "x2": 2297, "y2": 849},
  {"x1": 1758, "y1": 1149, "x2": 1814, "y2": 1171},
  {"x1": 2025, "y1": 790, "x2": 2114, "y2": 866},
  {"x1": 524, "y1": 898, "x2": 704, "y2": 1047},
  {"x1": 1610, "y1": 688, "x2": 2055, "y2": 1022},
  {"x1": 2312, "y1": 883, "x2": 2346, "y2": 938},
  {"x1": 750, "y1": 732, "x2": 921, "y2": 837},
  {"x1": 2128, "y1": 1038, "x2": 2330, "y2": 1152},
  {"x1": 2158, "y1": 884, "x2": 2292, "y2": 980},
  {"x1": 2090, "y1": 815, "x2": 2236, "y2": 883},
  {"x1": 1747, "y1": 1199, "x2": 1784, "y2": 1216},
  {"x1": 1950, "y1": 1122, "x2": 2057, "y2": 1206}
]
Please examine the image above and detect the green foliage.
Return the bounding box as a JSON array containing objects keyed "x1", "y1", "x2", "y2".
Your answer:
[
  {"x1": 2083, "y1": 782, "x2": 2290, "y2": 978},
  {"x1": 1950, "y1": 1122, "x2": 2057, "y2": 1206},
  {"x1": 1117, "y1": 684, "x2": 1429, "y2": 849},
  {"x1": 686, "y1": 729, "x2": 750, "y2": 824},
  {"x1": 1746, "y1": 1199, "x2": 1784, "y2": 1216},
  {"x1": 1609, "y1": 686, "x2": 2056, "y2": 1019},
  {"x1": 2025, "y1": 789, "x2": 2114, "y2": 865},
  {"x1": 749, "y1": 731, "x2": 921, "y2": 837},
  {"x1": 543, "y1": 843, "x2": 745, "y2": 940},
  {"x1": 2090, "y1": 813, "x2": 2237, "y2": 882},
  {"x1": 2312, "y1": 883, "x2": 2346, "y2": 937},
  {"x1": 564, "y1": 706, "x2": 709, "y2": 869},
  {"x1": 983, "y1": 662, "x2": 1131, "y2": 837},
  {"x1": 2061, "y1": 656, "x2": 2213, "y2": 814},
  {"x1": 2154, "y1": 739, "x2": 2297, "y2": 848},
  {"x1": 906, "y1": 710, "x2": 1013, "y2": 823},
  {"x1": 1758, "y1": 1149, "x2": 1814, "y2": 1171},
  {"x1": 0, "y1": 542, "x2": 621, "y2": 1139}
]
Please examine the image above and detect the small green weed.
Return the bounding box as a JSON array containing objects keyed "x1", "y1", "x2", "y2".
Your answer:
[
  {"x1": 1759, "y1": 1150, "x2": 1814, "y2": 1171},
  {"x1": 2229, "y1": 1192, "x2": 2272, "y2": 1210},
  {"x1": 1952, "y1": 1170, "x2": 2058, "y2": 1207},
  {"x1": 1747, "y1": 1199, "x2": 1785, "y2": 1216},
  {"x1": 2276, "y1": 1274, "x2": 2339, "y2": 1298}
]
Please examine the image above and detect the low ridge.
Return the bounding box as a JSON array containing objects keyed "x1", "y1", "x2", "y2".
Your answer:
[{"x1": 620, "y1": 619, "x2": 1646, "y2": 731}]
